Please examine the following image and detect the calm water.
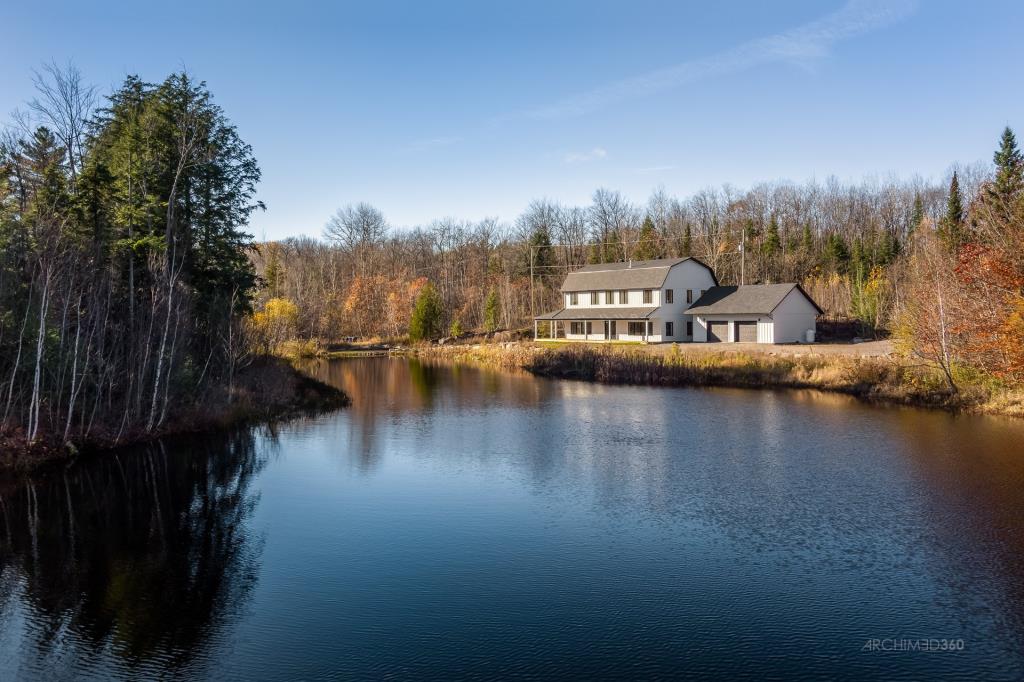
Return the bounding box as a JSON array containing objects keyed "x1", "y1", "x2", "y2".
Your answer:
[{"x1": 2, "y1": 358, "x2": 1024, "y2": 681}]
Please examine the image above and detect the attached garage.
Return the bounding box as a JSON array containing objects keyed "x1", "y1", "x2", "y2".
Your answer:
[
  {"x1": 688, "y1": 284, "x2": 822, "y2": 344},
  {"x1": 735, "y1": 321, "x2": 757, "y2": 343},
  {"x1": 707, "y1": 321, "x2": 728, "y2": 343}
]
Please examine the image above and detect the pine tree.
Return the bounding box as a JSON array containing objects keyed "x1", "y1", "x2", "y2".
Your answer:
[
  {"x1": 633, "y1": 216, "x2": 660, "y2": 260},
  {"x1": 409, "y1": 282, "x2": 444, "y2": 341},
  {"x1": 483, "y1": 287, "x2": 500, "y2": 332},
  {"x1": 449, "y1": 318, "x2": 462, "y2": 338},
  {"x1": 801, "y1": 224, "x2": 814, "y2": 253},
  {"x1": 824, "y1": 233, "x2": 850, "y2": 274},
  {"x1": 681, "y1": 223, "x2": 692, "y2": 257},
  {"x1": 910, "y1": 193, "x2": 925, "y2": 233},
  {"x1": 938, "y1": 171, "x2": 966, "y2": 251},
  {"x1": 991, "y1": 126, "x2": 1024, "y2": 200},
  {"x1": 762, "y1": 216, "x2": 781, "y2": 256}
]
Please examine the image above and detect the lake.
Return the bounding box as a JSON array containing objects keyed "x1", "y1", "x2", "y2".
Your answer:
[{"x1": 2, "y1": 357, "x2": 1024, "y2": 680}]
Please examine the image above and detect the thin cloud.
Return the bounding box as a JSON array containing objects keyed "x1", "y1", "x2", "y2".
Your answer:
[
  {"x1": 525, "y1": 0, "x2": 917, "y2": 120},
  {"x1": 563, "y1": 147, "x2": 608, "y2": 164}
]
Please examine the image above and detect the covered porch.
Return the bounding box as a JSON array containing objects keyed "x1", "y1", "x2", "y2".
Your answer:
[{"x1": 533, "y1": 307, "x2": 659, "y2": 343}]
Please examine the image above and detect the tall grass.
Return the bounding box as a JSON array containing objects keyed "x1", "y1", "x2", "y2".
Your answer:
[{"x1": 417, "y1": 343, "x2": 1024, "y2": 416}]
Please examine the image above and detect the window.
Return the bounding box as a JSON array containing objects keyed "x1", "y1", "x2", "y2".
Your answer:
[
  {"x1": 586, "y1": 321, "x2": 592, "y2": 335},
  {"x1": 590, "y1": 291, "x2": 599, "y2": 305},
  {"x1": 604, "y1": 290, "x2": 614, "y2": 304},
  {"x1": 628, "y1": 321, "x2": 645, "y2": 336},
  {"x1": 570, "y1": 292, "x2": 578, "y2": 305},
  {"x1": 643, "y1": 289, "x2": 653, "y2": 304},
  {"x1": 686, "y1": 289, "x2": 693, "y2": 304},
  {"x1": 618, "y1": 290, "x2": 628, "y2": 304},
  {"x1": 665, "y1": 289, "x2": 673, "y2": 304},
  {"x1": 665, "y1": 321, "x2": 674, "y2": 337},
  {"x1": 686, "y1": 320, "x2": 693, "y2": 337},
  {"x1": 570, "y1": 321, "x2": 585, "y2": 335}
]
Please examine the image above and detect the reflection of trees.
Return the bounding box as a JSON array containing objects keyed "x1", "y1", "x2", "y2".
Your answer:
[{"x1": 0, "y1": 430, "x2": 267, "y2": 673}]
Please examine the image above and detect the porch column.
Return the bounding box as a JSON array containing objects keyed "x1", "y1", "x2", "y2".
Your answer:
[{"x1": 534, "y1": 319, "x2": 538, "y2": 340}]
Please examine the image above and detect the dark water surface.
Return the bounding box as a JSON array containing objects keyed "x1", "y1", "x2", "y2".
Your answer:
[{"x1": 3, "y1": 358, "x2": 1024, "y2": 681}]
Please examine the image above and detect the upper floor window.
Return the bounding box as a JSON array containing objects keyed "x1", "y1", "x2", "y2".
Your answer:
[
  {"x1": 686, "y1": 289, "x2": 693, "y2": 304},
  {"x1": 618, "y1": 290, "x2": 628, "y2": 304},
  {"x1": 590, "y1": 290, "x2": 599, "y2": 305},
  {"x1": 665, "y1": 289, "x2": 674, "y2": 304},
  {"x1": 604, "y1": 290, "x2": 614, "y2": 304},
  {"x1": 570, "y1": 292, "x2": 578, "y2": 305},
  {"x1": 643, "y1": 289, "x2": 653, "y2": 304}
]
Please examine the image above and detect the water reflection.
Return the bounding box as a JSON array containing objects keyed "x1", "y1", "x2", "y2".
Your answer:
[
  {"x1": 3, "y1": 358, "x2": 1024, "y2": 680},
  {"x1": 0, "y1": 430, "x2": 267, "y2": 678}
]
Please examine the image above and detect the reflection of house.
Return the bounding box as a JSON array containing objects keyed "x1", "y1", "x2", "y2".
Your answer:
[{"x1": 534, "y1": 258, "x2": 821, "y2": 344}]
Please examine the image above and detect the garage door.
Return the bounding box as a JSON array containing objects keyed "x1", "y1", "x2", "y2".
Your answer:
[
  {"x1": 736, "y1": 321, "x2": 757, "y2": 343},
  {"x1": 707, "y1": 321, "x2": 728, "y2": 342}
]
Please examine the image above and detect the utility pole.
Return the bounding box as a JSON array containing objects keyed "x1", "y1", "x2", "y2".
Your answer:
[
  {"x1": 740, "y1": 227, "x2": 746, "y2": 286},
  {"x1": 529, "y1": 245, "x2": 535, "y2": 318}
]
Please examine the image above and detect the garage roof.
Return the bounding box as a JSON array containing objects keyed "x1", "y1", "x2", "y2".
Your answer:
[{"x1": 687, "y1": 284, "x2": 823, "y2": 316}]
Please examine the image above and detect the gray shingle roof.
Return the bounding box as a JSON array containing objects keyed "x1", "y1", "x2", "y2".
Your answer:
[
  {"x1": 686, "y1": 284, "x2": 823, "y2": 316},
  {"x1": 560, "y1": 257, "x2": 712, "y2": 292},
  {"x1": 535, "y1": 307, "x2": 658, "y2": 320}
]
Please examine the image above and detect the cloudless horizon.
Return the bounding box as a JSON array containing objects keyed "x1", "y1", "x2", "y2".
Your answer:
[{"x1": 3, "y1": 0, "x2": 1023, "y2": 240}]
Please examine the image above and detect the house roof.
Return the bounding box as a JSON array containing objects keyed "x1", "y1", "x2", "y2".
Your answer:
[
  {"x1": 686, "y1": 284, "x2": 824, "y2": 316},
  {"x1": 559, "y1": 257, "x2": 716, "y2": 292},
  {"x1": 535, "y1": 307, "x2": 659, "y2": 320}
]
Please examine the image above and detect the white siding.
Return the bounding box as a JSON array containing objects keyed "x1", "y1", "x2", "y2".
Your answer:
[
  {"x1": 659, "y1": 261, "x2": 717, "y2": 342},
  {"x1": 770, "y1": 289, "x2": 819, "y2": 343}
]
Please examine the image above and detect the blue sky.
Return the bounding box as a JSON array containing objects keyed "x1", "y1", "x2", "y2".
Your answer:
[{"x1": 2, "y1": 0, "x2": 1022, "y2": 239}]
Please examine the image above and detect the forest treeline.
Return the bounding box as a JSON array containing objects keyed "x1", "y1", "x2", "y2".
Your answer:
[
  {"x1": 253, "y1": 129, "x2": 1023, "y2": 389},
  {"x1": 0, "y1": 64, "x2": 264, "y2": 452}
]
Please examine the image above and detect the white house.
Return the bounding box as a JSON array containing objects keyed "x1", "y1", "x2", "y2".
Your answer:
[
  {"x1": 534, "y1": 257, "x2": 718, "y2": 342},
  {"x1": 534, "y1": 259, "x2": 821, "y2": 344}
]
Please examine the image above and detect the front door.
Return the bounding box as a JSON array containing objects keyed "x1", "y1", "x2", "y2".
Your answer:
[{"x1": 604, "y1": 320, "x2": 611, "y2": 339}]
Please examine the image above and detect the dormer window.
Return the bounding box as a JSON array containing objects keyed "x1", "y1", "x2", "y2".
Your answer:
[
  {"x1": 590, "y1": 290, "x2": 599, "y2": 305},
  {"x1": 604, "y1": 290, "x2": 613, "y2": 304},
  {"x1": 618, "y1": 290, "x2": 628, "y2": 304},
  {"x1": 570, "y1": 292, "x2": 578, "y2": 305},
  {"x1": 643, "y1": 289, "x2": 653, "y2": 304}
]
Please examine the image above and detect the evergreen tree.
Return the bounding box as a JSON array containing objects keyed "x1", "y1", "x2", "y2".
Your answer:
[
  {"x1": 633, "y1": 215, "x2": 660, "y2": 260},
  {"x1": 991, "y1": 126, "x2": 1024, "y2": 200},
  {"x1": 824, "y1": 233, "x2": 850, "y2": 274},
  {"x1": 483, "y1": 287, "x2": 500, "y2": 332},
  {"x1": 910, "y1": 193, "x2": 925, "y2": 233},
  {"x1": 409, "y1": 282, "x2": 443, "y2": 341},
  {"x1": 876, "y1": 230, "x2": 899, "y2": 266},
  {"x1": 938, "y1": 171, "x2": 966, "y2": 251},
  {"x1": 851, "y1": 237, "x2": 866, "y2": 278},
  {"x1": 681, "y1": 223, "x2": 692, "y2": 257},
  {"x1": 801, "y1": 224, "x2": 814, "y2": 253},
  {"x1": 449, "y1": 318, "x2": 462, "y2": 338},
  {"x1": 762, "y1": 216, "x2": 781, "y2": 256}
]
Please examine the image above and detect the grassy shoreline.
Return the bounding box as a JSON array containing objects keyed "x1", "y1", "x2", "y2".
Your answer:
[
  {"x1": 0, "y1": 356, "x2": 349, "y2": 472},
  {"x1": 414, "y1": 342, "x2": 1024, "y2": 418}
]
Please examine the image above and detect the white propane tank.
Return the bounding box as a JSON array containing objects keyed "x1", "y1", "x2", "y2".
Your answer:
[{"x1": 805, "y1": 329, "x2": 816, "y2": 343}]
